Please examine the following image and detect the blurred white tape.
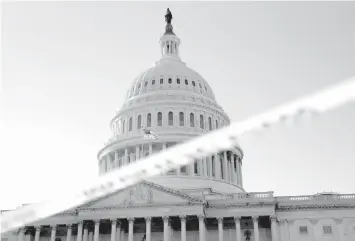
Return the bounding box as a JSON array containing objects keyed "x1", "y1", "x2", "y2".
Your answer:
[{"x1": 1, "y1": 76, "x2": 355, "y2": 233}]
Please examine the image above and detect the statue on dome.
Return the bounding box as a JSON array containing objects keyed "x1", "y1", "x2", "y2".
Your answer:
[{"x1": 165, "y1": 8, "x2": 173, "y2": 24}]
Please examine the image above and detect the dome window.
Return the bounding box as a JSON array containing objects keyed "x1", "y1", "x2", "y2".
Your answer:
[
  {"x1": 179, "y1": 112, "x2": 184, "y2": 126},
  {"x1": 190, "y1": 113, "x2": 195, "y2": 127},
  {"x1": 192, "y1": 81, "x2": 196, "y2": 87},
  {"x1": 157, "y1": 112, "x2": 162, "y2": 126},
  {"x1": 200, "y1": 115, "x2": 204, "y2": 129},
  {"x1": 147, "y1": 113, "x2": 152, "y2": 127},
  {"x1": 160, "y1": 78, "x2": 164, "y2": 84},
  {"x1": 144, "y1": 81, "x2": 148, "y2": 87},
  {"x1": 205, "y1": 86, "x2": 207, "y2": 91},
  {"x1": 129, "y1": 118, "x2": 133, "y2": 131},
  {"x1": 185, "y1": 79, "x2": 188, "y2": 85},
  {"x1": 152, "y1": 79, "x2": 156, "y2": 85},
  {"x1": 168, "y1": 78, "x2": 172, "y2": 84},
  {"x1": 168, "y1": 111, "x2": 174, "y2": 125},
  {"x1": 177, "y1": 78, "x2": 180, "y2": 84},
  {"x1": 137, "y1": 115, "x2": 142, "y2": 129},
  {"x1": 199, "y1": 83, "x2": 202, "y2": 88}
]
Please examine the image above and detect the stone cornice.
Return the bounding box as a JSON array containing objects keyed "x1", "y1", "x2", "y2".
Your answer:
[
  {"x1": 79, "y1": 202, "x2": 203, "y2": 211},
  {"x1": 277, "y1": 204, "x2": 355, "y2": 211},
  {"x1": 207, "y1": 203, "x2": 264, "y2": 209}
]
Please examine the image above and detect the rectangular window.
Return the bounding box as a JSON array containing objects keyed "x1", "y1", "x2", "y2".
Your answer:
[
  {"x1": 323, "y1": 225, "x2": 332, "y2": 235},
  {"x1": 299, "y1": 226, "x2": 308, "y2": 235}
]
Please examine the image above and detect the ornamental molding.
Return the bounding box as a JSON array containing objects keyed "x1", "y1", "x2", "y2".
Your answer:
[
  {"x1": 207, "y1": 203, "x2": 264, "y2": 209},
  {"x1": 276, "y1": 204, "x2": 355, "y2": 211}
]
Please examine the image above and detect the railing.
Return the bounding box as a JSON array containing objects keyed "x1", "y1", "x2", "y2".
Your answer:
[
  {"x1": 277, "y1": 194, "x2": 355, "y2": 202},
  {"x1": 222, "y1": 191, "x2": 274, "y2": 200}
]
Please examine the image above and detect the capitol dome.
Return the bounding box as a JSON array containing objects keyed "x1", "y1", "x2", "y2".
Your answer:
[{"x1": 97, "y1": 12, "x2": 244, "y2": 194}]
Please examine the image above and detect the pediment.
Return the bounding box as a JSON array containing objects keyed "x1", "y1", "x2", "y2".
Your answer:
[{"x1": 80, "y1": 181, "x2": 203, "y2": 209}]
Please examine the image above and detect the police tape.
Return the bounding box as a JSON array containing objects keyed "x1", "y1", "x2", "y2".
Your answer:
[{"x1": 1, "y1": 76, "x2": 355, "y2": 234}]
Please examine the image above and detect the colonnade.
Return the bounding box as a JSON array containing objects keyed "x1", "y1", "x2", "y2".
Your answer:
[{"x1": 17, "y1": 215, "x2": 279, "y2": 241}]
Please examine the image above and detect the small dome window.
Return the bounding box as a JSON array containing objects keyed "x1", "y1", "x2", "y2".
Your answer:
[
  {"x1": 144, "y1": 81, "x2": 148, "y2": 87},
  {"x1": 192, "y1": 81, "x2": 196, "y2": 87},
  {"x1": 185, "y1": 79, "x2": 188, "y2": 85},
  {"x1": 205, "y1": 86, "x2": 207, "y2": 91},
  {"x1": 199, "y1": 83, "x2": 202, "y2": 88},
  {"x1": 160, "y1": 78, "x2": 164, "y2": 84},
  {"x1": 177, "y1": 78, "x2": 180, "y2": 84},
  {"x1": 168, "y1": 78, "x2": 172, "y2": 84},
  {"x1": 152, "y1": 79, "x2": 156, "y2": 85}
]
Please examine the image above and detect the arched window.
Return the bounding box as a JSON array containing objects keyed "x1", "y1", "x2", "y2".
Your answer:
[
  {"x1": 129, "y1": 118, "x2": 132, "y2": 131},
  {"x1": 200, "y1": 115, "x2": 204, "y2": 129},
  {"x1": 180, "y1": 165, "x2": 187, "y2": 174},
  {"x1": 177, "y1": 78, "x2": 180, "y2": 84},
  {"x1": 208, "y1": 117, "x2": 212, "y2": 130},
  {"x1": 192, "y1": 81, "x2": 196, "y2": 87},
  {"x1": 190, "y1": 113, "x2": 195, "y2": 127},
  {"x1": 122, "y1": 120, "x2": 125, "y2": 133},
  {"x1": 185, "y1": 79, "x2": 188, "y2": 85},
  {"x1": 137, "y1": 115, "x2": 142, "y2": 129},
  {"x1": 168, "y1": 78, "x2": 172, "y2": 84},
  {"x1": 215, "y1": 120, "x2": 219, "y2": 129},
  {"x1": 157, "y1": 112, "x2": 162, "y2": 126},
  {"x1": 144, "y1": 81, "x2": 148, "y2": 87},
  {"x1": 194, "y1": 161, "x2": 198, "y2": 174},
  {"x1": 152, "y1": 79, "x2": 155, "y2": 85},
  {"x1": 168, "y1": 111, "x2": 174, "y2": 126},
  {"x1": 160, "y1": 78, "x2": 164, "y2": 84},
  {"x1": 147, "y1": 113, "x2": 151, "y2": 127},
  {"x1": 179, "y1": 112, "x2": 184, "y2": 126}
]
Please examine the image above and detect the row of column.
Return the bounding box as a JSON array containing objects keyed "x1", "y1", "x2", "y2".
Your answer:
[
  {"x1": 18, "y1": 216, "x2": 278, "y2": 241},
  {"x1": 101, "y1": 146, "x2": 243, "y2": 187}
]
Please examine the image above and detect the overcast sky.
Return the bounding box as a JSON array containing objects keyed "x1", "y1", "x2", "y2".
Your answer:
[{"x1": 1, "y1": 1, "x2": 355, "y2": 210}]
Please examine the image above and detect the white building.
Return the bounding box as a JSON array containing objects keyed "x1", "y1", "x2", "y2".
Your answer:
[{"x1": 2, "y1": 9, "x2": 355, "y2": 241}]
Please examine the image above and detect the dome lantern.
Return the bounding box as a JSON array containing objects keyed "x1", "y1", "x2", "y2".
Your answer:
[{"x1": 159, "y1": 8, "x2": 181, "y2": 60}]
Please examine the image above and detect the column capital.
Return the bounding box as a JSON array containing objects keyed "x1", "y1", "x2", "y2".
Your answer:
[
  {"x1": 270, "y1": 215, "x2": 277, "y2": 222},
  {"x1": 78, "y1": 220, "x2": 84, "y2": 225},
  {"x1": 51, "y1": 225, "x2": 57, "y2": 230},
  {"x1": 94, "y1": 220, "x2": 101, "y2": 225},
  {"x1": 334, "y1": 218, "x2": 343, "y2": 225},
  {"x1": 111, "y1": 219, "x2": 118, "y2": 224},
  {"x1": 217, "y1": 217, "x2": 223, "y2": 223},
  {"x1": 162, "y1": 216, "x2": 169, "y2": 222},
  {"x1": 234, "y1": 217, "x2": 241, "y2": 222},
  {"x1": 127, "y1": 217, "x2": 135, "y2": 222},
  {"x1": 309, "y1": 219, "x2": 318, "y2": 225},
  {"x1": 179, "y1": 215, "x2": 187, "y2": 221},
  {"x1": 145, "y1": 217, "x2": 152, "y2": 222},
  {"x1": 35, "y1": 226, "x2": 41, "y2": 231},
  {"x1": 278, "y1": 218, "x2": 287, "y2": 224},
  {"x1": 197, "y1": 215, "x2": 205, "y2": 220},
  {"x1": 252, "y1": 216, "x2": 259, "y2": 222},
  {"x1": 67, "y1": 224, "x2": 72, "y2": 229}
]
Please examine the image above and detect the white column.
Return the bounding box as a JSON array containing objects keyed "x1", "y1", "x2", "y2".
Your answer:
[
  {"x1": 50, "y1": 226, "x2": 56, "y2": 241},
  {"x1": 83, "y1": 226, "x2": 88, "y2": 241},
  {"x1": 234, "y1": 217, "x2": 241, "y2": 241},
  {"x1": 217, "y1": 218, "x2": 223, "y2": 241},
  {"x1": 310, "y1": 219, "x2": 318, "y2": 241},
  {"x1": 252, "y1": 216, "x2": 259, "y2": 241},
  {"x1": 145, "y1": 217, "x2": 151, "y2": 241},
  {"x1": 214, "y1": 154, "x2": 221, "y2": 179},
  {"x1": 94, "y1": 220, "x2": 100, "y2": 241},
  {"x1": 34, "y1": 226, "x2": 41, "y2": 241},
  {"x1": 66, "y1": 225, "x2": 72, "y2": 241},
  {"x1": 188, "y1": 161, "x2": 194, "y2": 176},
  {"x1": 124, "y1": 149, "x2": 128, "y2": 165},
  {"x1": 149, "y1": 144, "x2": 153, "y2": 155},
  {"x1": 89, "y1": 232, "x2": 93, "y2": 241},
  {"x1": 77, "y1": 221, "x2": 84, "y2": 241},
  {"x1": 111, "y1": 220, "x2": 117, "y2": 241},
  {"x1": 203, "y1": 158, "x2": 208, "y2": 177},
  {"x1": 207, "y1": 156, "x2": 213, "y2": 177},
  {"x1": 116, "y1": 222, "x2": 121, "y2": 241},
  {"x1": 180, "y1": 216, "x2": 186, "y2": 241},
  {"x1": 163, "y1": 216, "x2": 169, "y2": 241},
  {"x1": 223, "y1": 152, "x2": 228, "y2": 181},
  {"x1": 234, "y1": 155, "x2": 240, "y2": 185},
  {"x1": 334, "y1": 218, "x2": 343, "y2": 241},
  {"x1": 239, "y1": 159, "x2": 243, "y2": 187},
  {"x1": 18, "y1": 228, "x2": 25, "y2": 241},
  {"x1": 136, "y1": 146, "x2": 140, "y2": 160},
  {"x1": 270, "y1": 216, "x2": 278, "y2": 241},
  {"x1": 128, "y1": 218, "x2": 134, "y2": 241},
  {"x1": 198, "y1": 216, "x2": 205, "y2": 241}
]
